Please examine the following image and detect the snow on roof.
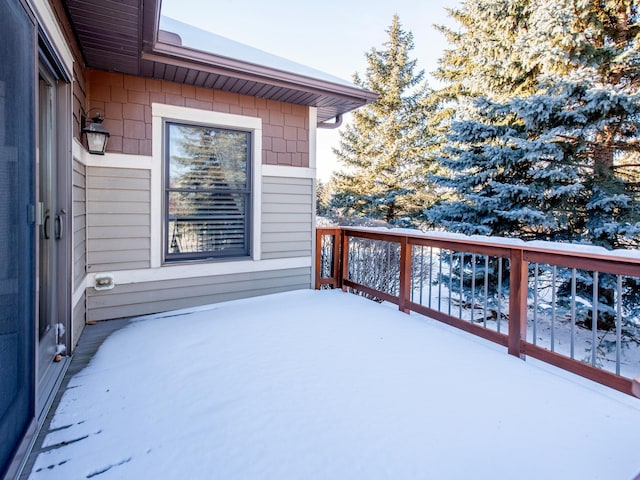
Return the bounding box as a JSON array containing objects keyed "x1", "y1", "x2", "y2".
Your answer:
[{"x1": 159, "y1": 16, "x2": 357, "y2": 89}]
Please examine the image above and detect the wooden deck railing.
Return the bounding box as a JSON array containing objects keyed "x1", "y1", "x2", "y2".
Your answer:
[{"x1": 315, "y1": 227, "x2": 640, "y2": 397}]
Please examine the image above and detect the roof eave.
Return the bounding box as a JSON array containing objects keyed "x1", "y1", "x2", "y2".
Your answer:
[
  {"x1": 147, "y1": 41, "x2": 378, "y2": 108},
  {"x1": 62, "y1": 0, "x2": 377, "y2": 120}
]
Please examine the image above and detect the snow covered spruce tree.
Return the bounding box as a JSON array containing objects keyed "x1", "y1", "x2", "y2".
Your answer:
[
  {"x1": 434, "y1": 0, "x2": 535, "y2": 101},
  {"x1": 428, "y1": 0, "x2": 640, "y2": 334},
  {"x1": 330, "y1": 15, "x2": 438, "y2": 227},
  {"x1": 428, "y1": 0, "x2": 640, "y2": 249}
]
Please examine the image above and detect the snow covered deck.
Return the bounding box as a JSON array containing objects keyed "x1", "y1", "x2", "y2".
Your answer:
[{"x1": 27, "y1": 290, "x2": 640, "y2": 479}]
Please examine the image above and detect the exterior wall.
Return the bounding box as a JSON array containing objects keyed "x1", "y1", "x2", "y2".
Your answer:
[
  {"x1": 86, "y1": 166, "x2": 151, "y2": 272},
  {"x1": 71, "y1": 143, "x2": 88, "y2": 352},
  {"x1": 73, "y1": 61, "x2": 87, "y2": 140},
  {"x1": 262, "y1": 176, "x2": 313, "y2": 259},
  {"x1": 72, "y1": 291, "x2": 86, "y2": 347},
  {"x1": 83, "y1": 166, "x2": 311, "y2": 272},
  {"x1": 86, "y1": 267, "x2": 311, "y2": 321},
  {"x1": 78, "y1": 162, "x2": 315, "y2": 322},
  {"x1": 76, "y1": 74, "x2": 318, "y2": 322},
  {"x1": 87, "y1": 69, "x2": 310, "y2": 166},
  {"x1": 64, "y1": 10, "x2": 319, "y2": 326},
  {"x1": 72, "y1": 159, "x2": 86, "y2": 290}
]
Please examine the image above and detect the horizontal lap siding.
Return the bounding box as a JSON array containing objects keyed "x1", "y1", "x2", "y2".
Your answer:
[
  {"x1": 261, "y1": 176, "x2": 313, "y2": 259},
  {"x1": 72, "y1": 292, "x2": 86, "y2": 349},
  {"x1": 87, "y1": 267, "x2": 311, "y2": 321},
  {"x1": 83, "y1": 168, "x2": 313, "y2": 321},
  {"x1": 87, "y1": 167, "x2": 151, "y2": 271},
  {"x1": 73, "y1": 160, "x2": 87, "y2": 289}
]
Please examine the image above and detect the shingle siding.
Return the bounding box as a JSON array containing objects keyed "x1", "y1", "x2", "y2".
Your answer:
[{"x1": 87, "y1": 69, "x2": 310, "y2": 166}]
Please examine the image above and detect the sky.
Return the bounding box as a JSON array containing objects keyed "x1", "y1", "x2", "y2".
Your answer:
[{"x1": 160, "y1": 0, "x2": 460, "y2": 181}]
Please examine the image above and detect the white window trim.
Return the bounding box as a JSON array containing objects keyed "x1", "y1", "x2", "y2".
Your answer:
[
  {"x1": 308, "y1": 106, "x2": 317, "y2": 171},
  {"x1": 86, "y1": 256, "x2": 311, "y2": 287},
  {"x1": 152, "y1": 103, "x2": 262, "y2": 268},
  {"x1": 262, "y1": 165, "x2": 315, "y2": 179},
  {"x1": 308, "y1": 107, "x2": 318, "y2": 286}
]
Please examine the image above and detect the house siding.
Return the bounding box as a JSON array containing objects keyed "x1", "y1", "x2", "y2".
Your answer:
[
  {"x1": 86, "y1": 267, "x2": 311, "y2": 321},
  {"x1": 86, "y1": 166, "x2": 151, "y2": 272},
  {"x1": 87, "y1": 69, "x2": 310, "y2": 167},
  {"x1": 73, "y1": 159, "x2": 86, "y2": 289},
  {"x1": 75, "y1": 36, "x2": 319, "y2": 324},
  {"x1": 72, "y1": 291, "x2": 86, "y2": 347},
  {"x1": 73, "y1": 61, "x2": 87, "y2": 141},
  {"x1": 82, "y1": 170, "x2": 315, "y2": 323},
  {"x1": 261, "y1": 176, "x2": 313, "y2": 259}
]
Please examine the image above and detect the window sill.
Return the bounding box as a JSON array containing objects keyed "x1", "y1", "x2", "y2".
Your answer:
[{"x1": 162, "y1": 255, "x2": 253, "y2": 267}]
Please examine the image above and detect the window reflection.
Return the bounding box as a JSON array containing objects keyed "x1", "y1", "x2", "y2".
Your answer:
[{"x1": 165, "y1": 123, "x2": 251, "y2": 260}]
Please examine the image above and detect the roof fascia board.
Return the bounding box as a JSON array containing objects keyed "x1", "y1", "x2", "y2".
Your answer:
[
  {"x1": 141, "y1": 0, "x2": 161, "y2": 52},
  {"x1": 148, "y1": 41, "x2": 377, "y2": 103}
]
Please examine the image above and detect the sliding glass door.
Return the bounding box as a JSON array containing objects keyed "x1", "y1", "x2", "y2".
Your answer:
[{"x1": 0, "y1": 0, "x2": 36, "y2": 476}]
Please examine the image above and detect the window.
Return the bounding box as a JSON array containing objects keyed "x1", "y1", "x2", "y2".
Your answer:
[{"x1": 164, "y1": 121, "x2": 251, "y2": 261}]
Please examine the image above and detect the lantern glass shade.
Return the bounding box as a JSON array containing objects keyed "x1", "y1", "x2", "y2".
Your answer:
[{"x1": 83, "y1": 117, "x2": 110, "y2": 155}]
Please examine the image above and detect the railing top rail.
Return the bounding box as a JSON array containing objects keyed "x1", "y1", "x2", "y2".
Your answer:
[
  {"x1": 316, "y1": 227, "x2": 342, "y2": 235},
  {"x1": 321, "y1": 226, "x2": 640, "y2": 268}
]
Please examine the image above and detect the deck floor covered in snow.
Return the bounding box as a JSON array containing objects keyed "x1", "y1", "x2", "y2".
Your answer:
[{"x1": 26, "y1": 290, "x2": 640, "y2": 479}]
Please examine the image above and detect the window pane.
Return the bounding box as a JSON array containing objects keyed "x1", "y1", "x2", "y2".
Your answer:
[
  {"x1": 167, "y1": 190, "x2": 248, "y2": 256},
  {"x1": 165, "y1": 121, "x2": 251, "y2": 260},
  {"x1": 169, "y1": 124, "x2": 248, "y2": 190},
  {"x1": 168, "y1": 191, "x2": 247, "y2": 219},
  {"x1": 168, "y1": 192, "x2": 247, "y2": 256}
]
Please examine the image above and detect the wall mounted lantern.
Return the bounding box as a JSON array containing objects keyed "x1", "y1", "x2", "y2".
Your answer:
[{"x1": 82, "y1": 113, "x2": 110, "y2": 155}]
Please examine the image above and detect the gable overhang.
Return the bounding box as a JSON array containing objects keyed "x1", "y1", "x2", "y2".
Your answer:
[{"x1": 62, "y1": 0, "x2": 376, "y2": 122}]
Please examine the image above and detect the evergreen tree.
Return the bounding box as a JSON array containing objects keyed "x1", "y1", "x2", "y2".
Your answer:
[
  {"x1": 331, "y1": 15, "x2": 439, "y2": 227},
  {"x1": 427, "y1": 0, "x2": 640, "y2": 334},
  {"x1": 435, "y1": 0, "x2": 535, "y2": 100},
  {"x1": 428, "y1": 0, "x2": 640, "y2": 250},
  {"x1": 316, "y1": 179, "x2": 333, "y2": 217}
]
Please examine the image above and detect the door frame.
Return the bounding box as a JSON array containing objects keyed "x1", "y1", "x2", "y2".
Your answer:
[
  {"x1": 36, "y1": 59, "x2": 60, "y2": 387},
  {"x1": 35, "y1": 32, "x2": 72, "y2": 421}
]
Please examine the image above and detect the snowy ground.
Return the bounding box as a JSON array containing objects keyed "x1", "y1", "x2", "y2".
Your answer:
[{"x1": 30, "y1": 290, "x2": 640, "y2": 480}]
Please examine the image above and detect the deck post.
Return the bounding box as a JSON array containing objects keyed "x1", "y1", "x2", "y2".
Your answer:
[
  {"x1": 341, "y1": 230, "x2": 349, "y2": 292},
  {"x1": 399, "y1": 236, "x2": 411, "y2": 314},
  {"x1": 508, "y1": 249, "x2": 528, "y2": 359},
  {"x1": 334, "y1": 229, "x2": 343, "y2": 289},
  {"x1": 314, "y1": 228, "x2": 323, "y2": 289}
]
